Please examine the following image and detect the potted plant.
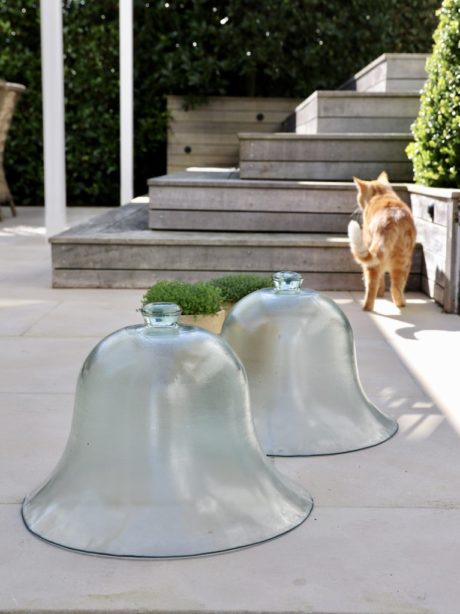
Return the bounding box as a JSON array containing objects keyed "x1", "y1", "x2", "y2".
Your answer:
[
  {"x1": 207, "y1": 274, "x2": 274, "y2": 313},
  {"x1": 142, "y1": 280, "x2": 225, "y2": 334},
  {"x1": 405, "y1": 0, "x2": 460, "y2": 313}
]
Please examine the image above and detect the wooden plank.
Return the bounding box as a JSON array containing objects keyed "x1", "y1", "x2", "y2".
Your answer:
[
  {"x1": 168, "y1": 132, "x2": 239, "y2": 145},
  {"x1": 318, "y1": 96, "x2": 419, "y2": 118},
  {"x1": 239, "y1": 137, "x2": 411, "y2": 162},
  {"x1": 53, "y1": 240, "x2": 422, "y2": 274},
  {"x1": 385, "y1": 79, "x2": 426, "y2": 92},
  {"x1": 413, "y1": 216, "x2": 447, "y2": 256},
  {"x1": 171, "y1": 109, "x2": 293, "y2": 124},
  {"x1": 443, "y1": 199, "x2": 460, "y2": 312},
  {"x1": 167, "y1": 95, "x2": 300, "y2": 112},
  {"x1": 53, "y1": 243, "x2": 362, "y2": 272},
  {"x1": 386, "y1": 57, "x2": 428, "y2": 79},
  {"x1": 421, "y1": 247, "x2": 447, "y2": 288},
  {"x1": 240, "y1": 161, "x2": 412, "y2": 182},
  {"x1": 149, "y1": 210, "x2": 352, "y2": 233},
  {"x1": 421, "y1": 275, "x2": 444, "y2": 305},
  {"x1": 149, "y1": 184, "x2": 360, "y2": 213},
  {"x1": 298, "y1": 117, "x2": 414, "y2": 134},
  {"x1": 169, "y1": 121, "x2": 284, "y2": 135},
  {"x1": 167, "y1": 153, "x2": 238, "y2": 166},
  {"x1": 411, "y1": 193, "x2": 449, "y2": 227},
  {"x1": 168, "y1": 143, "x2": 238, "y2": 156},
  {"x1": 53, "y1": 268, "x2": 420, "y2": 291}
]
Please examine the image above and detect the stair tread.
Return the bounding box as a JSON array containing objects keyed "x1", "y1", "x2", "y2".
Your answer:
[
  {"x1": 51, "y1": 205, "x2": 351, "y2": 246},
  {"x1": 148, "y1": 170, "x2": 408, "y2": 190}
]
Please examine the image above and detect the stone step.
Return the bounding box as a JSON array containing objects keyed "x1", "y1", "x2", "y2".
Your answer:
[
  {"x1": 339, "y1": 53, "x2": 428, "y2": 93},
  {"x1": 295, "y1": 91, "x2": 420, "y2": 134},
  {"x1": 148, "y1": 170, "x2": 410, "y2": 233},
  {"x1": 239, "y1": 133, "x2": 413, "y2": 181},
  {"x1": 50, "y1": 204, "x2": 422, "y2": 290}
]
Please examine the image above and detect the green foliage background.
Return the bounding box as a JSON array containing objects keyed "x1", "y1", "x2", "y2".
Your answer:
[
  {"x1": 0, "y1": 0, "x2": 439, "y2": 206},
  {"x1": 407, "y1": 0, "x2": 460, "y2": 187}
]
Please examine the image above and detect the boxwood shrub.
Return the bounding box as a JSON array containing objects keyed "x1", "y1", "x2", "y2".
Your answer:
[{"x1": 407, "y1": 0, "x2": 460, "y2": 187}]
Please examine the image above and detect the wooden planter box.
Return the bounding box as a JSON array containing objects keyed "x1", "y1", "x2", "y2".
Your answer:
[
  {"x1": 166, "y1": 95, "x2": 300, "y2": 174},
  {"x1": 408, "y1": 185, "x2": 460, "y2": 313}
]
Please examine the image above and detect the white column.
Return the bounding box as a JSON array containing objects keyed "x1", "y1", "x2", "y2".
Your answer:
[
  {"x1": 119, "y1": 0, "x2": 133, "y2": 205},
  {"x1": 40, "y1": 0, "x2": 66, "y2": 236}
]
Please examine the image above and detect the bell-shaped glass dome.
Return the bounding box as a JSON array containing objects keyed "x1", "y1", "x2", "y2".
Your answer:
[
  {"x1": 22, "y1": 303, "x2": 312, "y2": 558},
  {"x1": 221, "y1": 272, "x2": 398, "y2": 456}
]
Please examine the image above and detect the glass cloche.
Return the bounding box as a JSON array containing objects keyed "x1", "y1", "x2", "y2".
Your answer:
[
  {"x1": 22, "y1": 303, "x2": 313, "y2": 558},
  {"x1": 221, "y1": 272, "x2": 398, "y2": 456}
]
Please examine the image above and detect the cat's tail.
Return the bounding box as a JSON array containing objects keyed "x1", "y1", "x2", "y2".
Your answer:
[{"x1": 347, "y1": 220, "x2": 380, "y2": 267}]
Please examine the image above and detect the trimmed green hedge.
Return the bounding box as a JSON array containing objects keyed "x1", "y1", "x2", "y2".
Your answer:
[
  {"x1": 407, "y1": 0, "x2": 460, "y2": 187},
  {"x1": 0, "y1": 0, "x2": 439, "y2": 206}
]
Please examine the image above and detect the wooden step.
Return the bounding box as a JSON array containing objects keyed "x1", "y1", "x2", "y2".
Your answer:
[
  {"x1": 296, "y1": 91, "x2": 420, "y2": 134},
  {"x1": 50, "y1": 204, "x2": 422, "y2": 290},
  {"x1": 340, "y1": 53, "x2": 428, "y2": 93},
  {"x1": 148, "y1": 170, "x2": 410, "y2": 233},
  {"x1": 239, "y1": 133, "x2": 413, "y2": 181},
  {"x1": 167, "y1": 95, "x2": 299, "y2": 173}
]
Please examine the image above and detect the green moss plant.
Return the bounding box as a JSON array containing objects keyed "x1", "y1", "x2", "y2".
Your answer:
[
  {"x1": 142, "y1": 280, "x2": 222, "y2": 316},
  {"x1": 208, "y1": 274, "x2": 273, "y2": 304},
  {"x1": 406, "y1": 0, "x2": 460, "y2": 187}
]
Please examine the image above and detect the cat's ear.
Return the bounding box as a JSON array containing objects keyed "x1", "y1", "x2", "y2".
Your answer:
[
  {"x1": 377, "y1": 171, "x2": 390, "y2": 184},
  {"x1": 353, "y1": 176, "x2": 368, "y2": 208},
  {"x1": 353, "y1": 177, "x2": 368, "y2": 192}
]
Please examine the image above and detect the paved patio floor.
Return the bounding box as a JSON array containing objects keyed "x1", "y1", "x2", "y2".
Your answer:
[{"x1": 1, "y1": 207, "x2": 460, "y2": 614}]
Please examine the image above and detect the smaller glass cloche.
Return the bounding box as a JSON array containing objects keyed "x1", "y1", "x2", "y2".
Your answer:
[
  {"x1": 22, "y1": 302, "x2": 313, "y2": 558},
  {"x1": 221, "y1": 272, "x2": 398, "y2": 456}
]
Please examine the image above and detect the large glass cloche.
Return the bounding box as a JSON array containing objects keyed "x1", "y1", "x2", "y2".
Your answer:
[
  {"x1": 221, "y1": 272, "x2": 398, "y2": 456},
  {"x1": 22, "y1": 303, "x2": 313, "y2": 557}
]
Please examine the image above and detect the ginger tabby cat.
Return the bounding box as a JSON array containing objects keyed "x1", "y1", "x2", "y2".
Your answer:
[{"x1": 348, "y1": 171, "x2": 416, "y2": 312}]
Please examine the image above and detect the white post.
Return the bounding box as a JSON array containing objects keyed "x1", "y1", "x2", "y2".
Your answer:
[
  {"x1": 119, "y1": 0, "x2": 133, "y2": 205},
  {"x1": 40, "y1": 0, "x2": 66, "y2": 236}
]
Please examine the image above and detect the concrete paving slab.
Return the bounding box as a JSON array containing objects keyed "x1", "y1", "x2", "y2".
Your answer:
[
  {"x1": 0, "y1": 337, "x2": 100, "y2": 394},
  {"x1": 0, "y1": 297, "x2": 59, "y2": 336},
  {"x1": 24, "y1": 299, "x2": 142, "y2": 338},
  {"x1": 1, "y1": 504, "x2": 459, "y2": 613},
  {"x1": 1, "y1": 208, "x2": 459, "y2": 614},
  {"x1": 0, "y1": 393, "x2": 73, "y2": 503}
]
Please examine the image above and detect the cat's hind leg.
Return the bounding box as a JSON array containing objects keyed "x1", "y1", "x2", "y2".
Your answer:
[
  {"x1": 390, "y1": 262, "x2": 411, "y2": 307},
  {"x1": 362, "y1": 265, "x2": 382, "y2": 311},
  {"x1": 377, "y1": 272, "x2": 385, "y2": 297}
]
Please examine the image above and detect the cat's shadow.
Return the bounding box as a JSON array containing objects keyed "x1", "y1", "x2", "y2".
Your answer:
[{"x1": 372, "y1": 296, "x2": 460, "y2": 340}]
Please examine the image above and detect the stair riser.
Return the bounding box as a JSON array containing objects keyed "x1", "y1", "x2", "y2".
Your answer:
[
  {"x1": 240, "y1": 161, "x2": 412, "y2": 182},
  {"x1": 51, "y1": 204, "x2": 422, "y2": 290},
  {"x1": 53, "y1": 268, "x2": 421, "y2": 291},
  {"x1": 239, "y1": 135, "x2": 412, "y2": 181},
  {"x1": 340, "y1": 54, "x2": 428, "y2": 93},
  {"x1": 240, "y1": 137, "x2": 411, "y2": 162},
  {"x1": 297, "y1": 117, "x2": 415, "y2": 134},
  {"x1": 149, "y1": 184, "x2": 362, "y2": 213},
  {"x1": 296, "y1": 94, "x2": 420, "y2": 134},
  {"x1": 52, "y1": 243, "x2": 422, "y2": 275},
  {"x1": 149, "y1": 179, "x2": 409, "y2": 232},
  {"x1": 150, "y1": 210, "x2": 352, "y2": 233}
]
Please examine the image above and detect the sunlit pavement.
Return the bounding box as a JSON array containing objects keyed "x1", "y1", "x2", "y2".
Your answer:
[{"x1": 1, "y1": 207, "x2": 459, "y2": 613}]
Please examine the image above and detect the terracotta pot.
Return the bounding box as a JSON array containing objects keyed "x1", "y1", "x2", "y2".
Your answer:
[{"x1": 179, "y1": 309, "x2": 226, "y2": 335}]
